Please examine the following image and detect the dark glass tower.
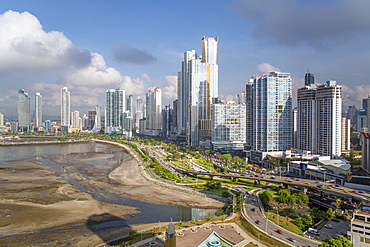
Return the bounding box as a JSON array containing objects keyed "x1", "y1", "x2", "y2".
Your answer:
[{"x1": 305, "y1": 70, "x2": 315, "y2": 86}]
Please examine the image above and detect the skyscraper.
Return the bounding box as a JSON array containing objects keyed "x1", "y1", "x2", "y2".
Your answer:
[
  {"x1": 297, "y1": 79, "x2": 342, "y2": 157},
  {"x1": 34, "y1": 92, "x2": 42, "y2": 129},
  {"x1": 246, "y1": 72, "x2": 292, "y2": 151},
  {"x1": 146, "y1": 87, "x2": 162, "y2": 131},
  {"x1": 0, "y1": 112, "x2": 4, "y2": 128},
  {"x1": 61, "y1": 87, "x2": 70, "y2": 127},
  {"x1": 105, "y1": 88, "x2": 125, "y2": 134},
  {"x1": 126, "y1": 94, "x2": 133, "y2": 118},
  {"x1": 91, "y1": 105, "x2": 101, "y2": 133},
  {"x1": 305, "y1": 70, "x2": 315, "y2": 86},
  {"x1": 177, "y1": 36, "x2": 218, "y2": 146},
  {"x1": 211, "y1": 100, "x2": 246, "y2": 151},
  {"x1": 17, "y1": 89, "x2": 31, "y2": 131}
]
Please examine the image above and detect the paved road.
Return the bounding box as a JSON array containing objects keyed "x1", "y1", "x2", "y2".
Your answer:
[{"x1": 243, "y1": 191, "x2": 321, "y2": 247}]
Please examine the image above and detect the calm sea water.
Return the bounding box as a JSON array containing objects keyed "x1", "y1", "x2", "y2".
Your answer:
[{"x1": 0, "y1": 140, "x2": 217, "y2": 226}]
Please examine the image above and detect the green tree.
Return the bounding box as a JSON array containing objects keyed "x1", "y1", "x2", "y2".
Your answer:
[
  {"x1": 215, "y1": 209, "x2": 224, "y2": 216},
  {"x1": 191, "y1": 218, "x2": 198, "y2": 225},
  {"x1": 294, "y1": 192, "x2": 309, "y2": 204},
  {"x1": 177, "y1": 221, "x2": 183, "y2": 228},
  {"x1": 319, "y1": 235, "x2": 353, "y2": 247}
]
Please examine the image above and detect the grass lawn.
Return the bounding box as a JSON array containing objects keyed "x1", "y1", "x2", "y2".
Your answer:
[{"x1": 265, "y1": 212, "x2": 302, "y2": 235}]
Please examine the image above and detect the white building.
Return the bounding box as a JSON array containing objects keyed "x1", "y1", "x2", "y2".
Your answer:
[
  {"x1": 177, "y1": 36, "x2": 218, "y2": 146},
  {"x1": 246, "y1": 71, "x2": 292, "y2": 151},
  {"x1": 105, "y1": 88, "x2": 125, "y2": 134},
  {"x1": 348, "y1": 209, "x2": 370, "y2": 246},
  {"x1": 0, "y1": 112, "x2": 3, "y2": 128},
  {"x1": 34, "y1": 92, "x2": 42, "y2": 129},
  {"x1": 17, "y1": 89, "x2": 31, "y2": 131},
  {"x1": 297, "y1": 79, "x2": 342, "y2": 157},
  {"x1": 146, "y1": 87, "x2": 162, "y2": 131},
  {"x1": 61, "y1": 87, "x2": 70, "y2": 127},
  {"x1": 211, "y1": 100, "x2": 246, "y2": 151}
]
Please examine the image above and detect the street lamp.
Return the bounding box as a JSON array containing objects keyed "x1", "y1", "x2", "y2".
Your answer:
[
  {"x1": 257, "y1": 233, "x2": 260, "y2": 245},
  {"x1": 323, "y1": 170, "x2": 327, "y2": 188}
]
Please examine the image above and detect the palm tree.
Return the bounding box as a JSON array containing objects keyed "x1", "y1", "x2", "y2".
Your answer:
[{"x1": 177, "y1": 220, "x2": 183, "y2": 228}]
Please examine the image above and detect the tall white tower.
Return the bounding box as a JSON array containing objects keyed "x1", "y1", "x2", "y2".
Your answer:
[
  {"x1": 105, "y1": 88, "x2": 125, "y2": 133},
  {"x1": 297, "y1": 79, "x2": 342, "y2": 157},
  {"x1": 146, "y1": 87, "x2": 162, "y2": 130},
  {"x1": 246, "y1": 72, "x2": 292, "y2": 151},
  {"x1": 177, "y1": 36, "x2": 219, "y2": 146},
  {"x1": 61, "y1": 87, "x2": 70, "y2": 126},
  {"x1": 34, "y1": 92, "x2": 42, "y2": 129},
  {"x1": 17, "y1": 89, "x2": 31, "y2": 131}
]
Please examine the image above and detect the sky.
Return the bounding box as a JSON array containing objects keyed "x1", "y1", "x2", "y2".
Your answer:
[{"x1": 0, "y1": 0, "x2": 369, "y2": 119}]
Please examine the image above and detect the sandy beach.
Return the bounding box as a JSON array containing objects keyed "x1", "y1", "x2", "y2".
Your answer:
[{"x1": 0, "y1": 141, "x2": 225, "y2": 246}]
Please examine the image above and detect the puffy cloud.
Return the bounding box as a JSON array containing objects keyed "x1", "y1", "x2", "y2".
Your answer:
[
  {"x1": 161, "y1": 75, "x2": 177, "y2": 102},
  {"x1": 257, "y1": 63, "x2": 280, "y2": 74},
  {"x1": 58, "y1": 53, "x2": 122, "y2": 87},
  {"x1": 112, "y1": 42, "x2": 157, "y2": 64},
  {"x1": 0, "y1": 10, "x2": 92, "y2": 72},
  {"x1": 231, "y1": 0, "x2": 370, "y2": 51},
  {"x1": 342, "y1": 84, "x2": 370, "y2": 108}
]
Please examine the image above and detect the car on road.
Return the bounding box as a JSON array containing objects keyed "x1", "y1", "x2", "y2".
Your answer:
[
  {"x1": 255, "y1": 220, "x2": 261, "y2": 225},
  {"x1": 304, "y1": 182, "x2": 311, "y2": 184},
  {"x1": 295, "y1": 178, "x2": 300, "y2": 181},
  {"x1": 352, "y1": 190, "x2": 359, "y2": 193},
  {"x1": 251, "y1": 207, "x2": 255, "y2": 211},
  {"x1": 276, "y1": 229, "x2": 283, "y2": 234},
  {"x1": 334, "y1": 184, "x2": 340, "y2": 187},
  {"x1": 343, "y1": 190, "x2": 349, "y2": 193},
  {"x1": 332, "y1": 218, "x2": 340, "y2": 222},
  {"x1": 288, "y1": 237, "x2": 296, "y2": 242},
  {"x1": 271, "y1": 176, "x2": 276, "y2": 179},
  {"x1": 359, "y1": 190, "x2": 365, "y2": 193},
  {"x1": 325, "y1": 224, "x2": 333, "y2": 229},
  {"x1": 286, "y1": 179, "x2": 292, "y2": 182}
]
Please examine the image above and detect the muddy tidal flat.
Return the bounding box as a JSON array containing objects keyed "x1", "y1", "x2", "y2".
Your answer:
[{"x1": 0, "y1": 141, "x2": 224, "y2": 246}]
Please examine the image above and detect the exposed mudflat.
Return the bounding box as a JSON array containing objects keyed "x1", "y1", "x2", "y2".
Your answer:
[{"x1": 0, "y1": 142, "x2": 224, "y2": 246}]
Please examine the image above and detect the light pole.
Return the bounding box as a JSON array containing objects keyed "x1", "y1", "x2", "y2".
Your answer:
[
  {"x1": 324, "y1": 170, "x2": 327, "y2": 188},
  {"x1": 257, "y1": 233, "x2": 260, "y2": 245},
  {"x1": 265, "y1": 211, "x2": 268, "y2": 233},
  {"x1": 277, "y1": 209, "x2": 279, "y2": 226}
]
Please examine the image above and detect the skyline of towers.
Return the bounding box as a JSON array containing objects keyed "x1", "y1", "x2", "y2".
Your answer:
[
  {"x1": 246, "y1": 71, "x2": 293, "y2": 151},
  {"x1": 61, "y1": 87, "x2": 70, "y2": 127},
  {"x1": 178, "y1": 36, "x2": 219, "y2": 146}
]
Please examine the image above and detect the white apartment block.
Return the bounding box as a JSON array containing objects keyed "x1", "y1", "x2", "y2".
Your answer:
[
  {"x1": 105, "y1": 88, "x2": 125, "y2": 134},
  {"x1": 146, "y1": 87, "x2": 162, "y2": 130},
  {"x1": 246, "y1": 71, "x2": 292, "y2": 151},
  {"x1": 61, "y1": 87, "x2": 70, "y2": 127},
  {"x1": 297, "y1": 80, "x2": 342, "y2": 157},
  {"x1": 348, "y1": 210, "x2": 370, "y2": 246}
]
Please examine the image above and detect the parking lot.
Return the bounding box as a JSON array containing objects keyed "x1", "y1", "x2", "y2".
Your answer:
[{"x1": 305, "y1": 218, "x2": 350, "y2": 240}]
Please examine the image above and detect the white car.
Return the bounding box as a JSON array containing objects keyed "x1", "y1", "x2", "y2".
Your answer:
[{"x1": 325, "y1": 224, "x2": 333, "y2": 229}]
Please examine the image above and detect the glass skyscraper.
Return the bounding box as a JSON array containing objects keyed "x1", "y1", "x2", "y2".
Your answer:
[
  {"x1": 105, "y1": 88, "x2": 125, "y2": 134},
  {"x1": 178, "y1": 36, "x2": 218, "y2": 146},
  {"x1": 61, "y1": 87, "x2": 70, "y2": 127},
  {"x1": 17, "y1": 89, "x2": 31, "y2": 131},
  {"x1": 246, "y1": 72, "x2": 292, "y2": 151},
  {"x1": 34, "y1": 92, "x2": 42, "y2": 129}
]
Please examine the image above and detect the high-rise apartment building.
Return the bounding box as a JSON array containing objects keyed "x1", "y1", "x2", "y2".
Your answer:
[
  {"x1": 0, "y1": 112, "x2": 4, "y2": 128},
  {"x1": 177, "y1": 36, "x2": 218, "y2": 146},
  {"x1": 17, "y1": 89, "x2": 31, "y2": 131},
  {"x1": 71, "y1": 110, "x2": 81, "y2": 130},
  {"x1": 61, "y1": 87, "x2": 70, "y2": 127},
  {"x1": 211, "y1": 100, "x2": 246, "y2": 151},
  {"x1": 105, "y1": 88, "x2": 125, "y2": 134},
  {"x1": 92, "y1": 105, "x2": 101, "y2": 133},
  {"x1": 34, "y1": 92, "x2": 42, "y2": 129},
  {"x1": 297, "y1": 79, "x2": 342, "y2": 157},
  {"x1": 146, "y1": 87, "x2": 162, "y2": 131},
  {"x1": 246, "y1": 72, "x2": 292, "y2": 151},
  {"x1": 363, "y1": 94, "x2": 370, "y2": 129}
]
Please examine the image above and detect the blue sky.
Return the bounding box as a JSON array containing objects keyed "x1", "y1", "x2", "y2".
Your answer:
[{"x1": 0, "y1": 0, "x2": 369, "y2": 118}]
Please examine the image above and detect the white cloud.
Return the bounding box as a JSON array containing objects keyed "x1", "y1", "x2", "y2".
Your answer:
[
  {"x1": 161, "y1": 75, "x2": 177, "y2": 102},
  {"x1": 0, "y1": 10, "x2": 92, "y2": 72},
  {"x1": 257, "y1": 63, "x2": 280, "y2": 74},
  {"x1": 342, "y1": 84, "x2": 370, "y2": 109}
]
